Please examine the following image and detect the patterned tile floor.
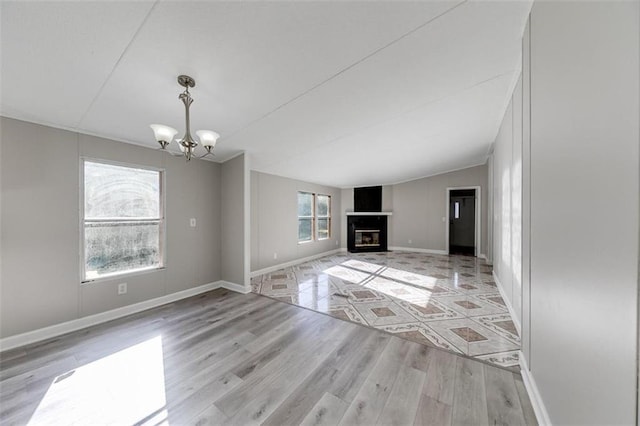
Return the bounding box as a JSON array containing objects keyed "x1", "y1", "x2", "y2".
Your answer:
[{"x1": 251, "y1": 250, "x2": 520, "y2": 369}]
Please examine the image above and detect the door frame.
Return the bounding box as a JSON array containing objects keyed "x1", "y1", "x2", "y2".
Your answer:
[{"x1": 445, "y1": 186, "x2": 481, "y2": 256}]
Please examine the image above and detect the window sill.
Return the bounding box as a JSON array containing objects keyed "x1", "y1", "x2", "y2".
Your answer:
[
  {"x1": 298, "y1": 240, "x2": 314, "y2": 245},
  {"x1": 81, "y1": 266, "x2": 166, "y2": 285}
]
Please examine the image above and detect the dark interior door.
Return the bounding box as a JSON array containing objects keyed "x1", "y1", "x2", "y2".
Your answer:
[{"x1": 449, "y1": 189, "x2": 475, "y2": 255}]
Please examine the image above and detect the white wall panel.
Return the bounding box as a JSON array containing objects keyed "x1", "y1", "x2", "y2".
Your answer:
[{"x1": 528, "y1": 2, "x2": 639, "y2": 423}]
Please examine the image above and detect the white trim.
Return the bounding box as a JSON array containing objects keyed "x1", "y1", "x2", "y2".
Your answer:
[
  {"x1": 445, "y1": 186, "x2": 482, "y2": 257},
  {"x1": 0, "y1": 114, "x2": 222, "y2": 163},
  {"x1": 519, "y1": 351, "x2": 552, "y2": 425},
  {"x1": 220, "y1": 280, "x2": 251, "y2": 294},
  {"x1": 388, "y1": 247, "x2": 487, "y2": 259},
  {"x1": 351, "y1": 162, "x2": 489, "y2": 188},
  {"x1": 345, "y1": 211, "x2": 393, "y2": 216},
  {"x1": 222, "y1": 150, "x2": 248, "y2": 163},
  {"x1": 250, "y1": 248, "x2": 344, "y2": 277},
  {"x1": 80, "y1": 158, "x2": 166, "y2": 283},
  {"x1": 250, "y1": 162, "x2": 489, "y2": 190},
  {"x1": 493, "y1": 271, "x2": 522, "y2": 335},
  {"x1": 0, "y1": 281, "x2": 247, "y2": 352},
  {"x1": 243, "y1": 152, "x2": 251, "y2": 292},
  {"x1": 81, "y1": 265, "x2": 164, "y2": 285},
  {"x1": 487, "y1": 154, "x2": 494, "y2": 264},
  {"x1": 388, "y1": 246, "x2": 448, "y2": 255}
]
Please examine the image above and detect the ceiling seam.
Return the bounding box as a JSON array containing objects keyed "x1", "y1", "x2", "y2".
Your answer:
[
  {"x1": 75, "y1": 0, "x2": 159, "y2": 130},
  {"x1": 259, "y1": 69, "x2": 516, "y2": 170},
  {"x1": 222, "y1": 0, "x2": 469, "y2": 141}
]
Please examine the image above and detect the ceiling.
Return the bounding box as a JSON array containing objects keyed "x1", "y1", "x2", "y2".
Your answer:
[{"x1": 1, "y1": 1, "x2": 531, "y2": 188}]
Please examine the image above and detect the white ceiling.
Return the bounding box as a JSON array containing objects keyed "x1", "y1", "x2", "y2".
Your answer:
[{"x1": 1, "y1": 1, "x2": 531, "y2": 188}]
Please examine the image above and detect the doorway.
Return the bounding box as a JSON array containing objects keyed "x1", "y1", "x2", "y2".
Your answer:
[{"x1": 448, "y1": 189, "x2": 477, "y2": 256}]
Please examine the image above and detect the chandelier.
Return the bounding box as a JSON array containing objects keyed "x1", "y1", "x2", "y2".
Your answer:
[{"x1": 150, "y1": 75, "x2": 219, "y2": 161}]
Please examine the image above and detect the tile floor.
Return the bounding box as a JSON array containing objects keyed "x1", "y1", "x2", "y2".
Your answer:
[{"x1": 251, "y1": 250, "x2": 520, "y2": 369}]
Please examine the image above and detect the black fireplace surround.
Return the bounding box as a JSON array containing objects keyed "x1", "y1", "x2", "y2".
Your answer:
[
  {"x1": 348, "y1": 186, "x2": 388, "y2": 253},
  {"x1": 347, "y1": 215, "x2": 388, "y2": 253}
]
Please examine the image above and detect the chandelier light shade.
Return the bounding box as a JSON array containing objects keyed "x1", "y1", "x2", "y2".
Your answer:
[
  {"x1": 150, "y1": 75, "x2": 219, "y2": 161},
  {"x1": 150, "y1": 124, "x2": 178, "y2": 149},
  {"x1": 196, "y1": 130, "x2": 220, "y2": 150}
]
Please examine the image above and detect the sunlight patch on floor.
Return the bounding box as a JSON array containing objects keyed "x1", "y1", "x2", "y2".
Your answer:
[
  {"x1": 362, "y1": 276, "x2": 433, "y2": 305},
  {"x1": 29, "y1": 336, "x2": 167, "y2": 425},
  {"x1": 322, "y1": 264, "x2": 373, "y2": 285},
  {"x1": 321, "y1": 260, "x2": 438, "y2": 305},
  {"x1": 377, "y1": 266, "x2": 439, "y2": 288}
]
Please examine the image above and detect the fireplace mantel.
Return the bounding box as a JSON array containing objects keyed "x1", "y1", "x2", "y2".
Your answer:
[{"x1": 345, "y1": 211, "x2": 393, "y2": 216}]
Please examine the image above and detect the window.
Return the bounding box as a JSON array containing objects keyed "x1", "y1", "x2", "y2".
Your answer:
[
  {"x1": 297, "y1": 192, "x2": 314, "y2": 243},
  {"x1": 82, "y1": 160, "x2": 164, "y2": 281},
  {"x1": 316, "y1": 194, "x2": 331, "y2": 240},
  {"x1": 297, "y1": 192, "x2": 331, "y2": 242}
]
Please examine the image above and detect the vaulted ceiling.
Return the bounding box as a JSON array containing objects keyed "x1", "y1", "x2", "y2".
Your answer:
[{"x1": 1, "y1": 1, "x2": 531, "y2": 188}]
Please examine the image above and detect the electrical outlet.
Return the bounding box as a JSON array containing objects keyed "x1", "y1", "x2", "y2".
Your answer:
[
  {"x1": 273, "y1": 252, "x2": 278, "y2": 260},
  {"x1": 336, "y1": 240, "x2": 339, "y2": 246},
  {"x1": 117, "y1": 283, "x2": 127, "y2": 295},
  {"x1": 190, "y1": 218, "x2": 196, "y2": 227},
  {"x1": 408, "y1": 239, "x2": 412, "y2": 244}
]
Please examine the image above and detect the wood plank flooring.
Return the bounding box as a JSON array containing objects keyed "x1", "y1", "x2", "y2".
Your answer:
[{"x1": 0, "y1": 289, "x2": 537, "y2": 425}]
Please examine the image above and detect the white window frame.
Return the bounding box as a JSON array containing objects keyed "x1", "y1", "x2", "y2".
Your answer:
[
  {"x1": 297, "y1": 192, "x2": 332, "y2": 243},
  {"x1": 297, "y1": 191, "x2": 315, "y2": 243},
  {"x1": 81, "y1": 158, "x2": 166, "y2": 283},
  {"x1": 316, "y1": 194, "x2": 331, "y2": 240}
]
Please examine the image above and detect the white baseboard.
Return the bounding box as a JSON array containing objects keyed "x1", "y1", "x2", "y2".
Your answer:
[
  {"x1": 250, "y1": 248, "x2": 344, "y2": 277},
  {"x1": 492, "y1": 271, "x2": 522, "y2": 335},
  {"x1": 519, "y1": 351, "x2": 552, "y2": 425},
  {"x1": 220, "y1": 280, "x2": 250, "y2": 294},
  {"x1": 0, "y1": 280, "x2": 250, "y2": 352},
  {"x1": 388, "y1": 246, "x2": 448, "y2": 255},
  {"x1": 390, "y1": 247, "x2": 487, "y2": 260}
]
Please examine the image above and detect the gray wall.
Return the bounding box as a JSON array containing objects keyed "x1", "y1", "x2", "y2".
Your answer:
[
  {"x1": 250, "y1": 171, "x2": 341, "y2": 272},
  {"x1": 221, "y1": 154, "x2": 246, "y2": 286},
  {"x1": 529, "y1": 2, "x2": 638, "y2": 423},
  {"x1": 1, "y1": 117, "x2": 222, "y2": 338},
  {"x1": 338, "y1": 167, "x2": 488, "y2": 255},
  {"x1": 389, "y1": 165, "x2": 488, "y2": 255},
  {"x1": 491, "y1": 74, "x2": 523, "y2": 325}
]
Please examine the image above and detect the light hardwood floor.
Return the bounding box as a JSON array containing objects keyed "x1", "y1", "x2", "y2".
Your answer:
[{"x1": 0, "y1": 289, "x2": 537, "y2": 425}]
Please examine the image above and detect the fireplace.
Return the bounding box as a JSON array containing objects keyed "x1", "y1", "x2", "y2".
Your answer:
[
  {"x1": 347, "y1": 186, "x2": 390, "y2": 252},
  {"x1": 347, "y1": 215, "x2": 388, "y2": 252}
]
